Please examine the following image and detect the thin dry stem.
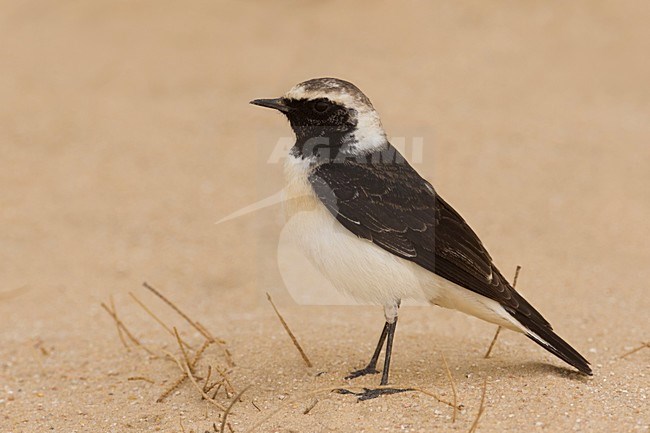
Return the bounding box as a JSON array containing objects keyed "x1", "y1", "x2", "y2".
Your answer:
[
  {"x1": 157, "y1": 374, "x2": 187, "y2": 403},
  {"x1": 184, "y1": 367, "x2": 228, "y2": 412},
  {"x1": 128, "y1": 376, "x2": 155, "y2": 384},
  {"x1": 484, "y1": 265, "x2": 522, "y2": 358},
  {"x1": 196, "y1": 321, "x2": 233, "y2": 365},
  {"x1": 173, "y1": 327, "x2": 193, "y2": 373},
  {"x1": 212, "y1": 383, "x2": 224, "y2": 400},
  {"x1": 165, "y1": 347, "x2": 228, "y2": 412},
  {"x1": 620, "y1": 341, "x2": 650, "y2": 359},
  {"x1": 512, "y1": 265, "x2": 522, "y2": 288},
  {"x1": 156, "y1": 340, "x2": 213, "y2": 403},
  {"x1": 129, "y1": 291, "x2": 193, "y2": 350},
  {"x1": 251, "y1": 401, "x2": 261, "y2": 412},
  {"x1": 203, "y1": 365, "x2": 213, "y2": 392},
  {"x1": 171, "y1": 336, "x2": 227, "y2": 411},
  {"x1": 441, "y1": 352, "x2": 458, "y2": 423},
  {"x1": 214, "y1": 365, "x2": 237, "y2": 397},
  {"x1": 303, "y1": 398, "x2": 319, "y2": 415},
  {"x1": 205, "y1": 379, "x2": 224, "y2": 396},
  {"x1": 220, "y1": 385, "x2": 251, "y2": 433},
  {"x1": 192, "y1": 339, "x2": 212, "y2": 365},
  {"x1": 483, "y1": 327, "x2": 502, "y2": 359},
  {"x1": 196, "y1": 320, "x2": 230, "y2": 367},
  {"x1": 100, "y1": 302, "x2": 155, "y2": 356},
  {"x1": 142, "y1": 282, "x2": 220, "y2": 343},
  {"x1": 468, "y1": 379, "x2": 488, "y2": 433},
  {"x1": 196, "y1": 321, "x2": 226, "y2": 345},
  {"x1": 109, "y1": 296, "x2": 129, "y2": 351},
  {"x1": 222, "y1": 347, "x2": 236, "y2": 368},
  {"x1": 265, "y1": 292, "x2": 313, "y2": 368}
]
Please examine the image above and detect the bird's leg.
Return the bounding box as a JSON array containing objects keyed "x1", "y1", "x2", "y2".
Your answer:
[
  {"x1": 380, "y1": 318, "x2": 397, "y2": 385},
  {"x1": 338, "y1": 302, "x2": 412, "y2": 401},
  {"x1": 345, "y1": 322, "x2": 389, "y2": 379}
]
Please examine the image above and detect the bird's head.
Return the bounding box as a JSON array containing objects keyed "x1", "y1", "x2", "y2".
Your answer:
[{"x1": 251, "y1": 78, "x2": 387, "y2": 161}]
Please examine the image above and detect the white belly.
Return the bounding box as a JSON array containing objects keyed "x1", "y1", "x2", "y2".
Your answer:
[
  {"x1": 284, "y1": 199, "x2": 433, "y2": 305},
  {"x1": 281, "y1": 155, "x2": 525, "y2": 332}
]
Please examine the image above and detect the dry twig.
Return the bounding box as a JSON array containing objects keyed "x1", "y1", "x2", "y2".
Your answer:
[
  {"x1": 109, "y1": 296, "x2": 129, "y2": 351},
  {"x1": 139, "y1": 283, "x2": 232, "y2": 366},
  {"x1": 105, "y1": 285, "x2": 235, "y2": 414},
  {"x1": 220, "y1": 385, "x2": 251, "y2": 433},
  {"x1": 212, "y1": 383, "x2": 224, "y2": 400},
  {"x1": 303, "y1": 398, "x2": 319, "y2": 415},
  {"x1": 129, "y1": 291, "x2": 193, "y2": 350},
  {"x1": 214, "y1": 365, "x2": 237, "y2": 398},
  {"x1": 157, "y1": 374, "x2": 187, "y2": 403},
  {"x1": 203, "y1": 365, "x2": 213, "y2": 392},
  {"x1": 483, "y1": 327, "x2": 502, "y2": 359},
  {"x1": 265, "y1": 292, "x2": 313, "y2": 368},
  {"x1": 441, "y1": 352, "x2": 458, "y2": 423},
  {"x1": 196, "y1": 320, "x2": 235, "y2": 367},
  {"x1": 620, "y1": 341, "x2": 650, "y2": 359},
  {"x1": 203, "y1": 365, "x2": 225, "y2": 397},
  {"x1": 142, "y1": 282, "x2": 224, "y2": 344},
  {"x1": 173, "y1": 327, "x2": 193, "y2": 373},
  {"x1": 157, "y1": 339, "x2": 213, "y2": 403},
  {"x1": 468, "y1": 379, "x2": 488, "y2": 433},
  {"x1": 100, "y1": 302, "x2": 155, "y2": 355},
  {"x1": 205, "y1": 379, "x2": 224, "y2": 397},
  {"x1": 484, "y1": 265, "x2": 521, "y2": 358},
  {"x1": 164, "y1": 347, "x2": 228, "y2": 412},
  {"x1": 128, "y1": 376, "x2": 155, "y2": 384}
]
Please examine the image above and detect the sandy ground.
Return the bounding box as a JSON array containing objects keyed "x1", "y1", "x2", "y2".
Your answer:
[{"x1": 1, "y1": 1, "x2": 649, "y2": 432}]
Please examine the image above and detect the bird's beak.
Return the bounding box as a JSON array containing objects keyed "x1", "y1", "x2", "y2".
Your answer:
[{"x1": 250, "y1": 98, "x2": 291, "y2": 113}]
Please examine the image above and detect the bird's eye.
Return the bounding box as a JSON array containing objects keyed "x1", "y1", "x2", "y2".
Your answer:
[{"x1": 313, "y1": 100, "x2": 331, "y2": 114}]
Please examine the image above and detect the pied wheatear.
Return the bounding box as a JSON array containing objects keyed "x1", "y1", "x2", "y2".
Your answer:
[{"x1": 251, "y1": 78, "x2": 591, "y2": 396}]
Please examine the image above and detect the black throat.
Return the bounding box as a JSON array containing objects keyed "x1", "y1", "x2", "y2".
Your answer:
[{"x1": 283, "y1": 98, "x2": 358, "y2": 162}]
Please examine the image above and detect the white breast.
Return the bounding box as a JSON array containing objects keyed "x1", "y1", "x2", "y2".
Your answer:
[{"x1": 281, "y1": 155, "x2": 526, "y2": 332}]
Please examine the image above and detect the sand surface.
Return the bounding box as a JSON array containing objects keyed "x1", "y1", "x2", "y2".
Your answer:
[{"x1": 1, "y1": 1, "x2": 649, "y2": 432}]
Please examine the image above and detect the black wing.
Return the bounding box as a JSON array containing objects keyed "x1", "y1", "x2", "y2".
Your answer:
[
  {"x1": 308, "y1": 153, "x2": 543, "y2": 322},
  {"x1": 309, "y1": 150, "x2": 591, "y2": 375}
]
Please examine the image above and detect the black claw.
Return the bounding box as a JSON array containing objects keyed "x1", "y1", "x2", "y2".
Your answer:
[
  {"x1": 345, "y1": 366, "x2": 380, "y2": 380},
  {"x1": 334, "y1": 387, "x2": 413, "y2": 401}
]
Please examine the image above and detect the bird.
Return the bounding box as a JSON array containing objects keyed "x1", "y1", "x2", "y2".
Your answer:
[{"x1": 251, "y1": 77, "x2": 591, "y2": 396}]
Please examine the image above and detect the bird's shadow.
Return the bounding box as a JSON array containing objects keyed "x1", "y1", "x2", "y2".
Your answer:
[
  {"x1": 393, "y1": 354, "x2": 592, "y2": 384},
  {"x1": 510, "y1": 360, "x2": 593, "y2": 382}
]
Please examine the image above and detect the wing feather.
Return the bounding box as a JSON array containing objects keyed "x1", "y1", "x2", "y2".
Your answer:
[{"x1": 308, "y1": 149, "x2": 550, "y2": 327}]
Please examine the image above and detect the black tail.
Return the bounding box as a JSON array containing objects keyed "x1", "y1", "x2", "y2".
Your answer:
[
  {"x1": 489, "y1": 268, "x2": 592, "y2": 375},
  {"x1": 523, "y1": 321, "x2": 592, "y2": 375}
]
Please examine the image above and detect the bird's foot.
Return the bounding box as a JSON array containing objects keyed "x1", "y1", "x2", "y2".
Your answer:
[
  {"x1": 345, "y1": 366, "x2": 379, "y2": 380},
  {"x1": 334, "y1": 387, "x2": 413, "y2": 401}
]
